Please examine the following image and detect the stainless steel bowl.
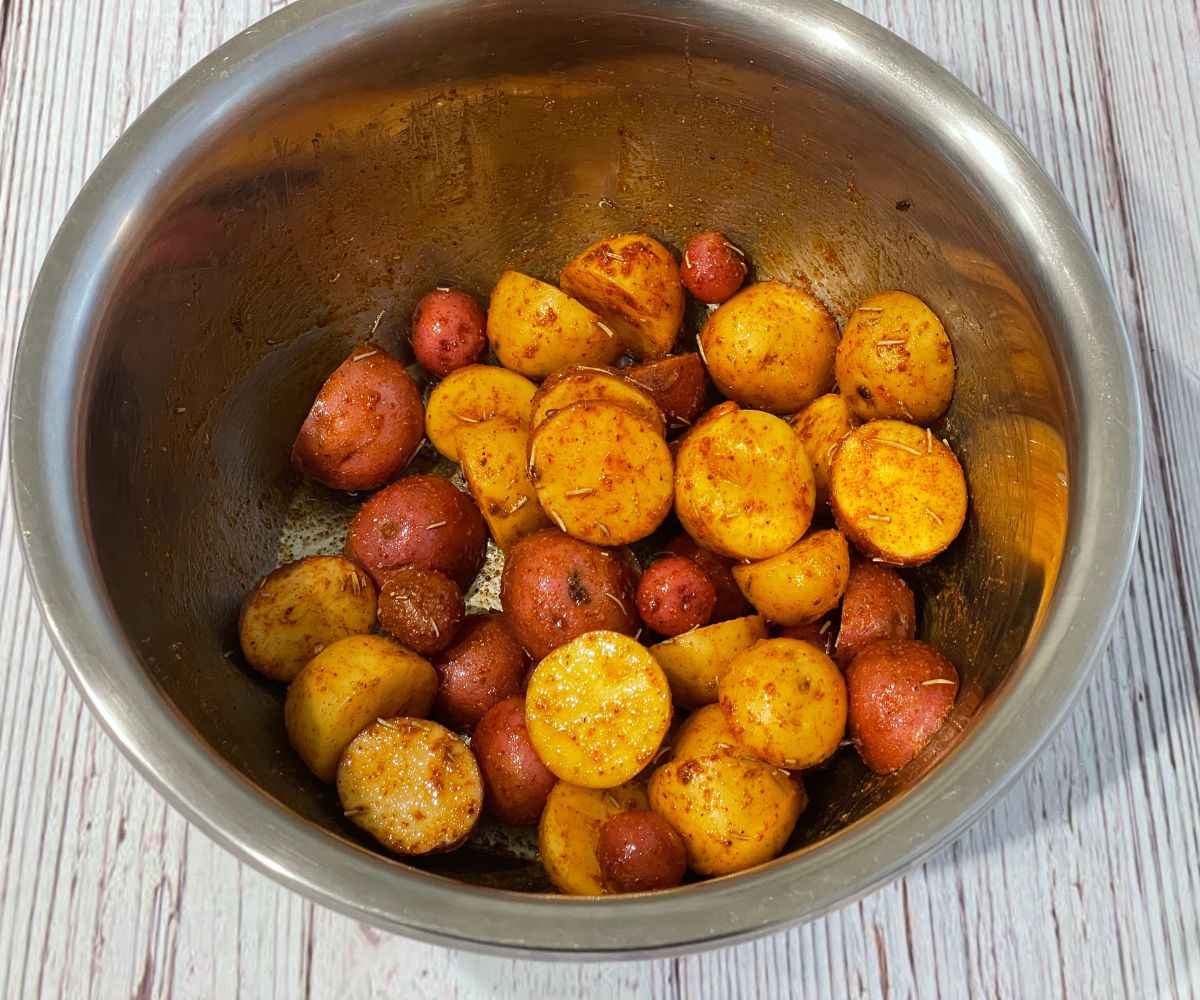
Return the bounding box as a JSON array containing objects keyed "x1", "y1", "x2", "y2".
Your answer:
[{"x1": 10, "y1": 0, "x2": 1142, "y2": 957}]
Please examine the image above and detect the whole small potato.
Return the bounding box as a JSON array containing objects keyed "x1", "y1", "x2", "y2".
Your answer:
[
  {"x1": 291, "y1": 343, "x2": 425, "y2": 492},
  {"x1": 625, "y1": 353, "x2": 707, "y2": 432},
  {"x1": 411, "y1": 288, "x2": 487, "y2": 377},
  {"x1": 845, "y1": 639, "x2": 959, "y2": 773},
  {"x1": 499, "y1": 528, "x2": 639, "y2": 660},
  {"x1": 378, "y1": 567, "x2": 464, "y2": 656},
  {"x1": 665, "y1": 534, "x2": 748, "y2": 622},
  {"x1": 680, "y1": 232, "x2": 748, "y2": 304},
  {"x1": 433, "y1": 613, "x2": 526, "y2": 729},
  {"x1": 835, "y1": 560, "x2": 916, "y2": 667},
  {"x1": 636, "y1": 554, "x2": 717, "y2": 637},
  {"x1": 345, "y1": 474, "x2": 488, "y2": 589},
  {"x1": 471, "y1": 696, "x2": 558, "y2": 826},
  {"x1": 595, "y1": 810, "x2": 687, "y2": 893}
]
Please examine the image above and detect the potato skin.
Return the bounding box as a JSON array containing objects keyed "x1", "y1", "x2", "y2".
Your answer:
[
  {"x1": 775, "y1": 616, "x2": 836, "y2": 657},
  {"x1": 291, "y1": 344, "x2": 425, "y2": 491},
  {"x1": 377, "y1": 567, "x2": 464, "y2": 656},
  {"x1": 425, "y1": 364, "x2": 537, "y2": 463},
  {"x1": 345, "y1": 475, "x2": 488, "y2": 589},
  {"x1": 595, "y1": 810, "x2": 687, "y2": 892},
  {"x1": 791, "y1": 393, "x2": 859, "y2": 507},
  {"x1": 845, "y1": 639, "x2": 958, "y2": 773},
  {"x1": 625, "y1": 353, "x2": 707, "y2": 432},
  {"x1": 731, "y1": 529, "x2": 851, "y2": 627},
  {"x1": 835, "y1": 560, "x2": 916, "y2": 667},
  {"x1": 411, "y1": 288, "x2": 487, "y2": 377},
  {"x1": 680, "y1": 232, "x2": 748, "y2": 305},
  {"x1": 432, "y1": 613, "x2": 527, "y2": 730},
  {"x1": 471, "y1": 696, "x2": 558, "y2": 826},
  {"x1": 665, "y1": 534, "x2": 748, "y2": 622},
  {"x1": 538, "y1": 780, "x2": 650, "y2": 895},
  {"x1": 649, "y1": 615, "x2": 768, "y2": 709},
  {"x1": 636, "y1": 554, "x2": 717, "y2": 637}
]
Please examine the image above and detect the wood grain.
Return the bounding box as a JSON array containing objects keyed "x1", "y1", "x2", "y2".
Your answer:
[{"x1": 0, "y1": 0, "x2": 1197, "y2": 996}]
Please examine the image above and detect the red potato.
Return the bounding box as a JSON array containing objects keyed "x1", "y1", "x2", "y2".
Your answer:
[
  {"x1": 411, "y1": 288, "x2": 488, "y2": 377},
  {"x1": 432, "y1": 613, "x2": 527, "y2": 730},
  {"x1": 377, "y1": 567, "x2": 464, "y2": 656},
  {"x1": 664, "y1": 534, "x2": 748, "y2": 623},
  {"x1": 776, "y1": 616, "x2": 837, "y2": 657},
  {"x1": 835, "y1": 560, "x2": 917, "y2": 667},
  {"x1": 291, "y1": 344, "x2": 425, "y2": 492},
  {"x1": 636, "y1": 555, "x2": 717, "y2": 637},
  {"x1": 472, "y1": 696, "x2": 558, "y2": 826},
  {"x1": 845, "y1": 639, "x2": 959, "y2": 774},
  {"x1": 625, "y1": 353, "x2": 707, "y2": 431},
  {"x1": 680, "y1": 232, "x2": 748, "y2": 304},
  {"x1": 595, "y1": 810, "x2": 687, "y2": 893},
  {"x1": 345, "y1": 475, "x2": 488, "y2": 589}
]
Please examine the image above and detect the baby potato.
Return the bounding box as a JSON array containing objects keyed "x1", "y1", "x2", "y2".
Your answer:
[
  {"x1": 238, "y1": 555, "x2": 377, "y2": 682},
  {"x1": 559, "y1": 234, "x2": 685, "y2": 360},
  {"x1": 665, "y1": 534, "x2": 749, "y2": 622},
  {"x1": 530, "y1": 365, "x2": 666, "y2": 437},
  {"x1": 337, "y1": 717, "x2": 482, "y2": 854},
  {"x1": 471, "y1": 696, "x2": 558, "y2": 826},
  {"x1": 731, "y1": 529, "x2": 851, "y2": 627},
  {"x1": 636, "y1": 554, "x2": 717, "y2": 637},
  {"x1": 425, "y1": 363, "x2": 537, "y2": 463},
  {"x1": 291, "y1": 343, "x2": 425, "y2": 491},
  {"x1": 486, "y1": 271, "x2": 622, "y2": 378},
  {"x1": 433, "y1": 613, "x2": 527, "y2": 730},
  {"x1": 411, "y1": 288, "x2": 487, "y2": 378},
  {"x1": 456, "y1": 417, "x2": 551, "y2": 552},
  {"x1": 791, "y1": 393, "x2": 860, "y2": 507},
  {"x1": 835, "y1": 291, "x2": 955, "y2": 424},
  {"x1": 674, "y1": 406, "x2": 815, "y2": 560},
  {"x1": 835, "y1": 560, "x2": 916, "y2": 667},
  {"x1": 829, "y1": 420, "x2": 968, "y2": 566},
  {"x1": 845, "y1": 639, "x2": 959, "y2": 774},
  {"x1": 680, "y1": 231, "x2": 748, "y2": 305},
  {"x1": 530, "y1": 401, "x2": 674, "y2": 546},
  {"x1": 648, "y1": 752, "x2": 806, "y2": 877},
  {"x1": 719, "y1": 638, "x2": 847, "y2": 770},
  {"x1": 775, "y1": 616, "x2": 837, "y2": 657},
  {"x1": 377, "y1": 567, "x2": 464, "y2": 656},
  {"x1": 698, "y1": 281, "x2": 839, "y2": 414},
  {"x1": 671, "y1": 702, "x2": 744, "y2": 760},
  {"x1": 525, "y1": 631, "x2": 673, "y2": 788},
  {"x1": 625, "y1": 353, "x2": 707, "y2": 432},
  {"x1": 538, "y1": 780, "x2": 650, "y2": 895},
  {"x1": 649, "y1": 614, "x2": 768, "y2": 709},
  {"x1": 595, "y1": 810, "x2": 687, "y2": 893},
  {"x1": 285, "y1": 634, "x2": 437, "y2": 782}
]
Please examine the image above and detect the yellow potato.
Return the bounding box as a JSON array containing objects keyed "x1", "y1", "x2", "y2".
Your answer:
[
  {"x1": 238, "y1": 556, "x2": 377, "y2": 682},
  {"x1": 284, "y1": 634, "x2": 437, "y2": 782},
  {"x1": 337, "y1": 718, "x2": 482, "y2": 855},
  {"x1": 791, "y1": 394, "x2": 860, "y2": 507},
  {"x1": 648, "y1": 753, "x2": 805, "y2": 876},
  {"x1": 525, "y1": 631, "x2": 672, "y2": 788},
  {"x1": 671, "y1": 702, "x2": 746, "y2": 760},
  {"x1": 673, "y1": 406, "x2": 815, "y2": 560},
  {"x1": 537, "y1": 780, "x2": 649, "y2": 895},
  {"x1": 456, "y1": 416, "x2": 551, "y2": 552},
  {"x1": 835, "y1": 290, "x2": 955, "y2": 424},
  {"x1": 530, "y1": 365, "x2": 666, "y2": 437},
  {"x1": 529, "y1": 401, "x2": 674, "y2": 546},
  {"x1": 649, "y1": 614, "x2": 768, "y2": 709},
  {"x1": 718, "y1": 638, "x2": 847, "y2": 770},
  {"x1": 559, "y1": 234, "x2": 685, "y2": 360},
  {"x1": 486, "y1": 271, "x2": 623, "y2": 378},
  {"x1": 829, "y1": 419, "x2": 968, "y2": 565},
  {"x1": 698, "y1": 281, "x2": 839, "y2": 413},
  {"x1": 731, "y1": 529, "x2": 851, "y2": 627},
  {"x1": 425, "y1": 363, "x2": 537, "y2": 462}
]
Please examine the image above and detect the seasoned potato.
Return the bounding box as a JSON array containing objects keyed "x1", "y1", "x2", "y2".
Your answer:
[
  {"x1": 538, "y1": 780, "x2": 649, "y2": 895},
  {"x1": 377, "y1": 567, "x2": 464, "y2": 656},
  {"x1": 530, "y1": 401, "x2": 674, "y2": 546},
  {"x1": 425, "y1": 363, "x2": 537, "y2": 463},
  {"x1": 791, "y1": 393, "x2": 860, "y2": 507},
  {"x1": 829, "y1": 420, "x2": 968, "y2": 565},
  {"x1": 671, "y1": 702, "x2": 744, "y2": 760},
  {"x1": 456, "y1": 416, "x2": 551, "y2": 552},
  {"x1": 559, "y1": 234, "x2": 685, "y2": 360},
  {"x1": 596, "y1": 810, "x2": 687, "y2": 893},
  {"x1": 625, "y1": 353, "x2": 707, "y2": 431},
  {"x1": 238, "y1": 556, "x2": 377, "y2": 682},
  {"x1": 835, "y1": 291, "x2": 955, "y2": 424},
  {"x1": 486, "y1": 271, "x2": 622, "y2": 378},
  {"x1": 337, "y1": 717, "x2": 482, "y2": 854},
  {"x1": 291, "y1": 343, "x2": 425, "y2": 491},
  {"x1": 719, "y1": 638, "x2": 847, "y2": 770},
  {"x1": 845, "y1": 639, "x2": 959, "y2": 773},
  {"x1": 775, "y1": 616, "x2": 837, "y2": 657},
  {"x1": 680, "y1": 231, "x2": 748, "y2": 305},
  {"x1": 530, "y1": 365, "x2": 666, "y2": 437},
  {"x1": 471, "y1": 696, "x2": 558, "y2": 825},
  {"x1": 648, "y1": 753, "x2": 805, "y2": 877},
  {"x1": 525, "y1": 631, "x2": 673, "y2": 788},
  {"x1": 665, "y1": 534, "x2": 749, "y2": 622},
  {"x1": 698, "y1": 281, "x2": 839, "y2": 413},
  {"x1": 731, "y1": 529, "x2": 851, "y2": 627},
  {"x1": 674, "y1": 406, "x2": 815, "y2": 560},
  {"x1": 835, "y1": 560, "x2": 916, "y2": 667},
  {"x1": 345, "y1": 474, "x2": 488, "y2": 588},
  {"x1": 433, "y1": 613, "x2": 526, "y2": 730},
  {"x1": 649, "y1": 614, "x2": 768, "y2": 709},
  {"x1": 284, "y1": 634, "x2": 437, "y2": 782},
  {"x1": 636, "y1": 554, "x2": 717, "y2": 637},
  {"x1": 411, "y1": 288, "x2": 487, "y2": 377}
]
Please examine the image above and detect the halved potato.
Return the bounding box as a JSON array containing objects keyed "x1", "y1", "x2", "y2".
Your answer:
[
  {"x1": 671, "y1": 702, "x2": 745, "y2": 760},
  {"x1": 731, "y1": 529, "x2": 851, "y2": 627},
  {"x1": 791, "y1": 393, "x2": 860, "y2": 507},
  {"x1": 425, "y1": 363, "x2": 537, "y2": 462},
  {"x1": 530, "y1": 365, "x2": 666, "y2": 437},
  {"x1": 456, "y1": 416, "x2": 551, "y2": 552},
  {"x1": 529, "y1": 401, "x2": 673, "y2": 546},
  {"x1": 559, "y1": 234, "x2": 685, "y2": 360},
  {"x1": 284, "y1": 634, "x2": 437, "y2": 782},
  {"x1": 649, "y1": 614, "x2": 768, "y2": 709},
  {"x1": 829, "y1": 419, "x2": 968, "y2": 565},
  {"x1": 525, "y1": 631, "x2": 672, "y2": 788},
  {"x1": 486, "y1": 271, "x2": 622, "y2": 378},
  {"x1": 337, "y1": 717, "x2": 483, "y2": 854},
  {"x1": 538, "y1": 780, "x2": 649, "y2": 895}
]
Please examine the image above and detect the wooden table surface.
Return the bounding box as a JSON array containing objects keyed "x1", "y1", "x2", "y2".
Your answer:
[{"x1": 1, "y1": 1, "x2": 1197, "y2": 996}]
